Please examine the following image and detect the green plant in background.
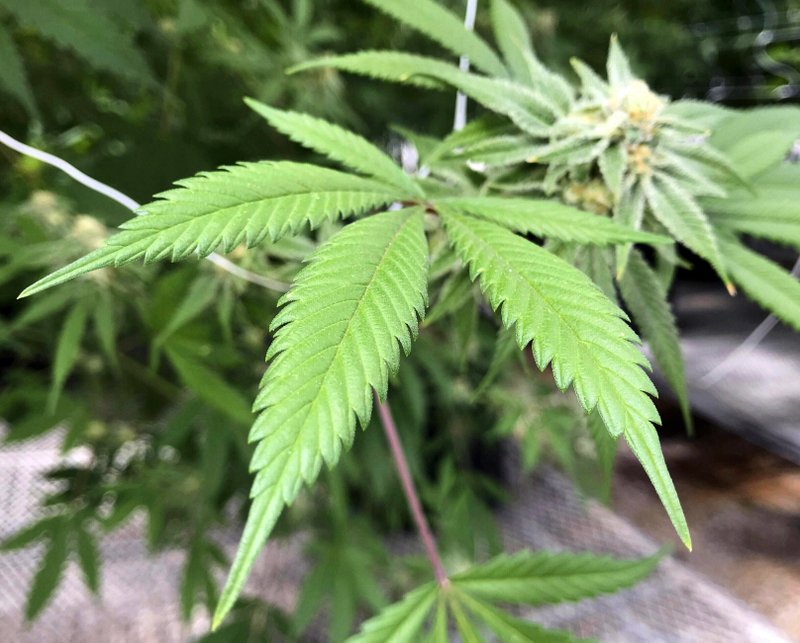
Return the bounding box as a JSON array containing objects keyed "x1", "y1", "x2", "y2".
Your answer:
[
  {"x1": 4, "y1": 0, "x2": 800, "y2": 640},
  {"x1": 20, "y1": 87, "x2": 682, "y2": 635}
]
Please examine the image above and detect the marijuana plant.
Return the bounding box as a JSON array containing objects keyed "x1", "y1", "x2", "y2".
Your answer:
[
  {"x1": 12, "y1": 0, "x2": 800, "y2": 639},
  {"x1": 298, "y1": 0, "x2": 800, "y2": 422}
]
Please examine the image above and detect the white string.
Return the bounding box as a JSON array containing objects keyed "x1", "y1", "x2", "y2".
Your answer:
[
  {"x1": 702, "y1": 254, "x2": 800, "y2": 386},
  {"x1": 0, "y1": 130, "x2": 141, "y2": 211},
  {"x1": 0, "y1": 129, "x2": 289, "y2": 292},
  {"x1": 452, "y1": 0, "x2": 479, "y2": 131}
]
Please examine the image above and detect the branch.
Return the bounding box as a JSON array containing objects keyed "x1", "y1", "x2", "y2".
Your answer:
[
  {"x1": 0, "y1": 129, "x2": 289, "y2": 292},
  {"x1": 373, "y1": 390, "x2": 449, "y2": 587}
]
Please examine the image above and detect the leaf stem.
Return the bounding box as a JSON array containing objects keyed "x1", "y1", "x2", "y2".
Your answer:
[{"x1": 373, "y1": 390, "x2": 449, "y2": 587}]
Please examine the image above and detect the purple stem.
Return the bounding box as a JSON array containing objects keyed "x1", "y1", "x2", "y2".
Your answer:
[{"x1": 373, "y1": 390, "x2": 449, "y2": 587}]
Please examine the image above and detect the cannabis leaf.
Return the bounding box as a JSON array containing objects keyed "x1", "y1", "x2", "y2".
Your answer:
[
  {"x1": 75, "y1": 523, "x2": 101, "y2": 594},
  {"x1": 2, "y1": 515, "x2": 102, "y2": 620},
  {"x1": 439, "y1": 208, "x2": 689, "y2": 548},
  {"x1": 0, "y1": 23, "x2": 37, "y2": 115},
  {"x1": 3, "y1": 0, "x2": 153, "y2": 84},
  {"x1": 349, "y1": 583, "x2": 438, "y2": 643},
  {"x1": 245, "y1": 99, "x2": 423, "y2": 197},
  {"x1": 361, "y1": 0, "x2": 507, "y2": 77},
  {"x1": 21, "y1": 163, "x2": 401, "y2": 297},
  {"x1": 450, "y1": 549, "x2": 661, "y2": 604},
  {"x1": 642, "y1": 174, "x2": 729, "y2": 286},
  {"x1": 292, "y1": 51, "x2": 558, "y2": 134},
  {"x1": 49, "y1": 301, "x2": 90, "y2": 411},
  {"x1": 434, "y1": 196, "x2": 669, "y2": 246},
  {"x1": 213, "y1": 208, "x2": 428, "y2": 627},
  {"x1": 719, "y1": 235, "x2": 800, "y2": 331},
  {"x1": 350, "y1": 548, "x2": 662, "y2": 642},
  {"x1": 705, "y1": 164, "x2": 800, "y2": 252},
  {"x1": 490, "y1": 0, "x2": 535, "y2": 83},
  {"x1": 25, "y1": 528, "x2": 68, "y2": 620},
  {"x1": 619, "y1": 250, "x2": 691, "y2": 429}
]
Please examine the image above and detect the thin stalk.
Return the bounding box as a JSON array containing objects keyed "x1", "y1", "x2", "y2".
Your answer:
[{"x1": 373, "y1": 390, "x2": 449, "y2": 587}]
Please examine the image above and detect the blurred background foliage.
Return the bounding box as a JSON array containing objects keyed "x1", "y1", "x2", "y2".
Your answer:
[{"x1": 1, "y1": 0, "x2": 798, "y2": 638}]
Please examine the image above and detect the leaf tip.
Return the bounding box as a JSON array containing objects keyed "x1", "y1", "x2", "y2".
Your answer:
[
  {"x1": 19, "y1": 279, "x2": 50, "y2": 299},
  {"x1": 285, "y1": 61, "x2": 309, "y2": 76}
]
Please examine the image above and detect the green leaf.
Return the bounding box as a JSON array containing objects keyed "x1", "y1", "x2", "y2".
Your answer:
[
  {"x1": 450, "y1": 135, "x2": 541, "y2": 167},
  {"x1": 582, "y1": 246, "x2": 618, "y2": 305},
  {"x1": 361, "y1": 0, "x2": 507, "y2": 77},
  {"x1": 293, "y1": 52, "x2": 556, "y2": 135},
  {"x1": 710, "y1": 211, "x2": 800, "y2": 252},
  {"x1": 429, "y1": 597, "x2": 449, "y2": 643},
  {"x1": 658, "y1": 150, "x2": 728, "y2": 199},
  {"x1": 26, "y1": 529, "x2": 68, "y2": 620},
  {"x1": 606, "y1": 35, "x2": 633, "y2": 88},
  {"x1": 598, "y1": 144, "x2": 626, "y2": 199},
  {"x1": 213, "y1": 209, "x2": 428, "y2": 628},
  {"x1": 718, "y1": 130, "x2": 797, "y2": 179},
  {"x1": 3, "y1": 0, "x2": 153, "y2": 84},
  {"x1": 93, "y1": 292, "x2": 119, "y2": 371},
  {"x1": 165, "y1": 347, "x2": 253, "y2": 425},
  {"x1": 0, "y1": 516, "x2": 62, "y2": 551},
  {"x1": 21, "y1": 162, "x2": 399, "y2": 297},
  {"x1": 154, "y1": 275, "x2": 219, "y2": 347},
  {"x1": 296, "y1": 532, "x2": 387, "y2": 642},
  {"x1": 457, "y1": 592, "x2": 584, "y2": 642},
  {"x1": 49, "y1": 301, "x2": 90, "y2": 411},
  {"x1": 620, "y1": 251, "x2": 691, "y2": 430},
  {"x1": 586, "y1": 409, "x2": 618, "y2": 503},
  {"x1": 12, "y1": 287, "x2": 76, "y2": 331},
  {"x1": 0, "y1": 23, "x2": 37, "y2": 116},
  {"x1": 643, "y1": 174, "x2": 728, "y2": 286},
  {"x1": 246, "y1": 99, "x2": 423, "y2": 197},
  {"x1": 426, "y1": 117, "x2": 515, "y2": 164},
  {"x1": 348, "y1": 583, "x2": 437, "y2": 643},
  {"x1": 451, "y1": 549, "x2": 662, "y2": 605},
  {"x1": 440, "y1": 210, "x2": 689, "y2": 548},
  {"x1": 292, "y1": 51, "x2": 443, "y2": 89},
  {"x1": 704, "y1": 165, "x2": 800, "y2": 251},
  {"x1": 708, "y1": 105, "x2": 800, "y2": 162},
  {"x1": 435, "y1": 197, "x2": 668, "y2": 246},
  {"x1": 425, "y1": 271, "x2": 474, "y2": 326},
  {"x1": 490, "y1": 0, "x2": 534, "y2": 83},
  {"x1": 474, "y1": 328, "x2": 520, "y2": 400},
  {"x1": 718, "y1": 235, "x2": 800, "y2": 331},
  {"x1": 662, "y1": 136, "x2": 749, "y2": 189},
  {"x1": 447, "y1": 593, "x2": 485, "y2": 643},
  {"x1": 75, "y1": 524, "x2": 100, "y2": 594},
  {"x1": 570, "y1": 57, "x2": 609, "y2": 99},
  {"x1": 664, "y1": 99, "x2": 731, "y2": 130},
  {"x1": 623, "y1": 419, "x2": 690, "y2": 548}
]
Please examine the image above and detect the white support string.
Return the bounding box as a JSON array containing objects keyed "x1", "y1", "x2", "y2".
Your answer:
[
  {"x1": 702, "y1": 255, "x2": 800, "y2": 386},
  {"x1": 0, "y1": 129, "x2": 289, "y2": 292},
  {"x1": 452, "y1": 0, "x2": 479, "y2": 131}
]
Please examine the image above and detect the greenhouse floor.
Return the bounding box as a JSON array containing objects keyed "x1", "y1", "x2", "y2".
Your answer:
[
  {"x1": 616, "y1": 427, "x2": 800, "y2": 638},
  {"x1": 1, "y1": 428, "x2": 794, "y2": 642}
]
